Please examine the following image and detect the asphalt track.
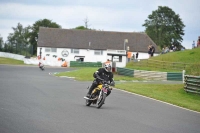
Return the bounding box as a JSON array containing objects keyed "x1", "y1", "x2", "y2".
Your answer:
[{"x1": 0, "y1": 65, "x2": 200, "y2": 133}]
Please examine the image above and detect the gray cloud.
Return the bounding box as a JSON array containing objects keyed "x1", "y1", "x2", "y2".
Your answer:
[{"x1": 0, "y1": 0, "x2": 199, "y2": 49}]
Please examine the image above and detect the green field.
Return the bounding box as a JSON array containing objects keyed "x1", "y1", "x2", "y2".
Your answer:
[
  {"x1": 152, "y1": 48, "x2": 200, "y2": 63},
  {"x1": 55, "y1": 67, "x2": 200, "y2": 112},
  {"x1": 0, "y1": 57, "x2": 25, "y2": 65},
  {"x1": 116, "y1": 83, "x2": 200, "y2": 112},
  {"x1": 127, "y1": 48, "x2": 200, "y2": 75},
  {"x1": 55, "y1": 67, "x2": 143, "y2": 81}
]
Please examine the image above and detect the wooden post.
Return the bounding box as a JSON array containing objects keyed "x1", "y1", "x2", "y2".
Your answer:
[{"x1": 183, "y1": 70, "x2": 185, "y2": 83}]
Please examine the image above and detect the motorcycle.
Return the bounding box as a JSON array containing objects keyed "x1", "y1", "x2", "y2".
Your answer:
[
  {"x1": 39, "y1": 62, "x2": 45, "y2": 71},
  {"x1": 84, "y1": 78, "x2": 113, "y2": 109},
  {"x1": 39, "y1": 65, "x2": 45, "y2": 71}
]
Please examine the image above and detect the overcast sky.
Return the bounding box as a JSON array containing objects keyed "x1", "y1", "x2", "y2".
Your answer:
[{"x1": 0, "y1": 0, "x2": 199, "y2": 49}]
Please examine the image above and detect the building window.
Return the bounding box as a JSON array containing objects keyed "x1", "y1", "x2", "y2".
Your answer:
[
  {"x1": 45, "y1": 48, "x2": 51, "y2": 52},
  {"x1": 71, "y1": 49, "x2": 79, "y2": 54},
  {"x1": 51, "y1": 48, "x2": 57, "y2": 52},
  {"x1": 45, "y1": 48, "x2": 57, "y2": 52},
  {"x1": 94, "y1": 50, "x2": 103, "y2": 55},
  {"x1": 113, "y1": 56, "x2": 122, "y2": 62}
]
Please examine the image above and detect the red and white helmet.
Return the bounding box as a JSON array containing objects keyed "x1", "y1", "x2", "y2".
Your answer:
[{"x1": 104, "y1": 63, "x2": 111, "y2": 72}]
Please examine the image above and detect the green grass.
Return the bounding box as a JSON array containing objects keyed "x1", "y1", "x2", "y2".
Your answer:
[
  {"x1": 55, "y1": 67, "x2": 143, "y2": 81},
  {"x1": 0, "y1": 57, "x2": 25, "y2": 65},
  {"x1": 152, "y1": 48, "x2": 200, "y2": 63},
  {"x1": 116, "y1": 83, "x2": 200, "y2": 112},
  {"x1": 126, "y1": 48, "x2": 200, "y2": 75},
  {"x1": 55, "y1": 67, "x2": 200, "y2": 112}
]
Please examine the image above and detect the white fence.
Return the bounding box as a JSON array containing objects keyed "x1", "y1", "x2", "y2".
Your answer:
[
  {"x1": 0, "y1": 52, "x2": 66, "y2": 67},
  {"x1": 0, "y1": 52, "x2": 25, "y2": 61}
]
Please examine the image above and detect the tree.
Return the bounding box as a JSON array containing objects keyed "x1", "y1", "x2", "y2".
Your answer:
[
  {"x1": 74, "y1": 26, "x2": 88, "y2": 30},
  {"x1": 74, "y1": 17, "x2": 93, "y2": 30},
  {"x1": 7, "y1": 23, "x2": 31, "y2": 54},
  {"x1": 83, "y1": 17, "x2": 91, "y2": 29},
  {"x1": 142, "y1": 6, "x2": 185, "y2": 49},
  {"x1": 74, "y1": 26, "x2": 90, "y2": 30},
  {"x1": 0, "y1": 35, "x2": 3, "y2": 51},
  {"x1": 29, "y1": 19, "x2": 61, "y2": 55},
  {"x1": 7, "y1": 23, "x2": 23, "y2": 54},
  {"x1": 3, "y1": 43, "x2": 9, "y2": 52}
]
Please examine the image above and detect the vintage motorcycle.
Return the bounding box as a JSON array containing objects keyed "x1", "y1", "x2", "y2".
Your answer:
[{"x1": 84, "y1": 78, "x2": 113, "y2": 109}]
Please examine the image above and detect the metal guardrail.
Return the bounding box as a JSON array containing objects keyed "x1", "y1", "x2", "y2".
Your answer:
[{"x1": 184, "y1": 75, "x2": 200, "y2": 94}]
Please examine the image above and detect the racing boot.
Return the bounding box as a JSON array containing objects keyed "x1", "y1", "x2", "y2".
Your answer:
[{"x1": 85, "y1": 85, "x2": 94, "y2": 98}]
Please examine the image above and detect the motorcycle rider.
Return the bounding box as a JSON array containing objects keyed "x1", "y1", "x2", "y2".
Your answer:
[
  {"x1": 85, "y1": 63, "x2": 115, "y2": 98},
  {"x1": 39, "y1": 62, "x2": 44, "y2": 69}
]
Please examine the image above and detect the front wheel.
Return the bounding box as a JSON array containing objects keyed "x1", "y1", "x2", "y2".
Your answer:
[
  {"x1": 86, "y1": 99, "x2": 92, "y2": 106},
  {"x1": 97, "y1": 93, "x2": 106, "y2": 109}
]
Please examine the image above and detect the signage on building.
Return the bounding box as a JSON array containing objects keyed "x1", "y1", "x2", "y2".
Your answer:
[{"x1": 61, "y1": 49, "x2": 69, "y2": 57}]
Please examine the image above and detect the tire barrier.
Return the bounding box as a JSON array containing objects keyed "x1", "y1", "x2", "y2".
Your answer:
[
  {"x1": 184, "y1": 75, "x2": 200, "y2": 94},
  {"x1": 117, "y1": 67, "x2": 183, "y2": 81}
]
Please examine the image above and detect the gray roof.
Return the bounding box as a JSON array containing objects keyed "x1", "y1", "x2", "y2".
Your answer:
[{"x1": 38, "y1": 27, "x2": 158, "y2": 53}]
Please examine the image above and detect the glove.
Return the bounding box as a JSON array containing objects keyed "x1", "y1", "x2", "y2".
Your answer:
[{"x1": 96, "y1": 76, "x2": 103, "y2": 81}]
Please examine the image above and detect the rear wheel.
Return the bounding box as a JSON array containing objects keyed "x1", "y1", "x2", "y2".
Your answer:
[{"x1": 97, "y1": 93, "x2": 106, "y2": 109}]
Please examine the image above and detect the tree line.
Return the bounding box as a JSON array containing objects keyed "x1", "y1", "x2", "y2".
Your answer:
[{"x1": 0, "y1": 6, "x2": 185, "y2": 56}]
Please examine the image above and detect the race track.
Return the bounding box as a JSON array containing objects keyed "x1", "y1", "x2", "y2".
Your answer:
[{"x1": 0, "y1": 65, "x2": 199, "y2": 133}]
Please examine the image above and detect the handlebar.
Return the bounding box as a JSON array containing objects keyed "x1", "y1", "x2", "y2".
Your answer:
[
  {"x1": 96, "y1": 77, "x2": 111, "y2": 85},
  {"x1": 96, "y1": 77, "x2": 115, "y2": 86}
]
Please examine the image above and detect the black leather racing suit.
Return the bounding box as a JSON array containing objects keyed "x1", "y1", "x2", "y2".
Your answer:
[{"x1": 87, "y1": 68, "x2": 114, "y2": 96}]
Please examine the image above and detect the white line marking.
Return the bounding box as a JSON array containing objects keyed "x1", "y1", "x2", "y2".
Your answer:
[{"x1": 113, "y1": 88, "x2": 200, "y2": 114}]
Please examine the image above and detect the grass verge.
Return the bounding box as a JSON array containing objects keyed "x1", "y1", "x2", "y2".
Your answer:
[
  {"x1": 116, "y1": 83, "x2": 200, "y2": 112},
  {"x1": 55, "y1": 67, "x2": 144, "y2": 81},
  {"x1": 126, "y1": 48, "x2": 200, "y2": 75},
  {"x1": 55, "y1": 67, "x2": 200, "y2": 112},
  {"x1": 0, "y1": 57, "x2": 25, "y2": 65}
]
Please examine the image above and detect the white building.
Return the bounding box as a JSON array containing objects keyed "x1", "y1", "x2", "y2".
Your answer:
[{"x1": 37, "y1": 27, "x2": 159, "y2": 67}]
